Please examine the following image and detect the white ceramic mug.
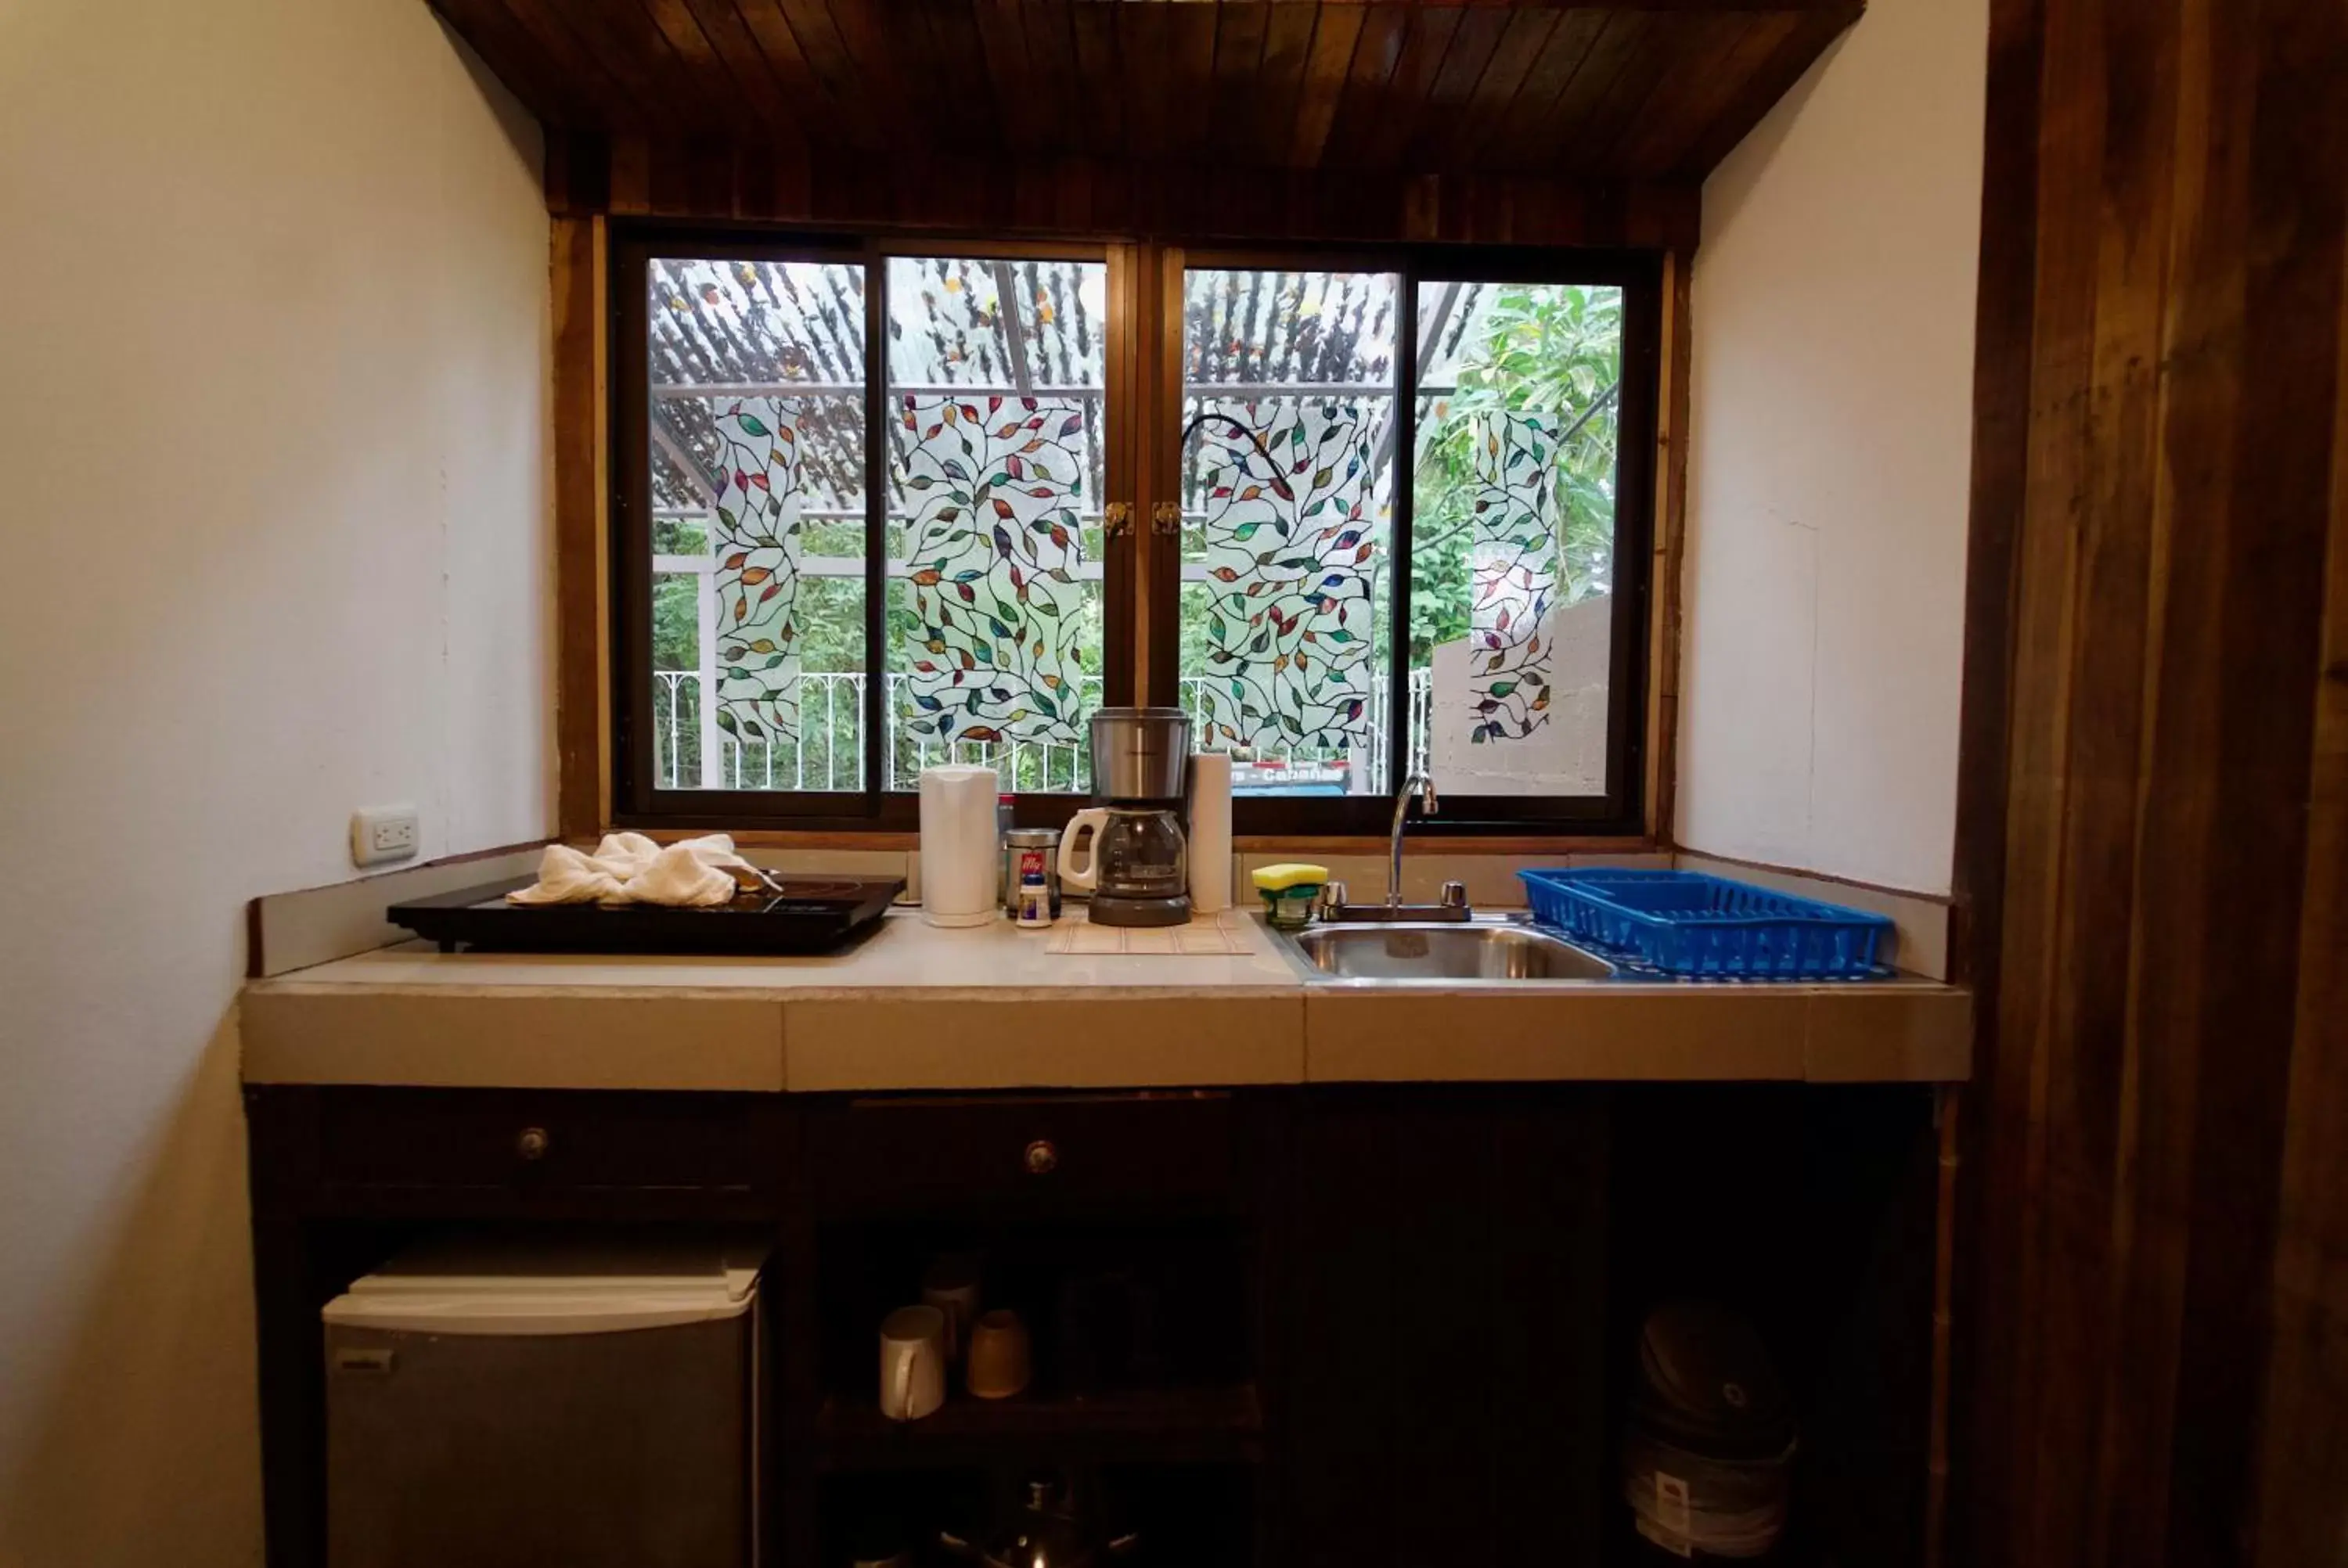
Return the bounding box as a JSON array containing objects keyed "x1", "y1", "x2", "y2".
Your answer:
[
  {"x1": 965, "y1": 1308, "x2": 1033, "y2": 1400},
  {"x1": 920, "y1": 1254, "x2": 983, "y2": 1363},
  {"x1": 878, "y1": 1304, "x2": 948, "y2": 1422}
]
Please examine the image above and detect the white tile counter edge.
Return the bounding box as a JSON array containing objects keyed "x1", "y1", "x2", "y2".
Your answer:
[{"x1": 239, "y1": 909, "x2": 1972, "y2": 1090}]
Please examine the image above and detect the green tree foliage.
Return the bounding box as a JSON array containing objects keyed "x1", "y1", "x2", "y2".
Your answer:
[
  {"x1": 1407, "y1": 283, "x2": 1622, "y2": 667},
  {"x1": 1172, "y1": 283, "x2": 1622, "y2": 685}
]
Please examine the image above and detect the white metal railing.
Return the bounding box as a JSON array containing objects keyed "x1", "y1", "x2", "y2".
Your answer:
[{"x1": 652, "y1": 668, "x2": 1433, "y2": 793}]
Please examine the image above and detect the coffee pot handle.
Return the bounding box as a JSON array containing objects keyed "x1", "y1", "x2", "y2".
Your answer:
[{"x1": 1058, "y1": 808, "x2": 1107, "y2": 894}]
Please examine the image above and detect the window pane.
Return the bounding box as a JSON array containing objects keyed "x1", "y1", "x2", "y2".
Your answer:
[
  {"x1": 645, "y1": 257, "x2": 867, "y2": 792},
  {"x1": 1411, "y1": 282, "x2": 1623, "y2": 796},
  {"x1": 1179, "y1": 268, "x2": 1399, "y2": 797},
  {"x1": 886, "y1": 257, "x2": 1107, "y2": 793}
]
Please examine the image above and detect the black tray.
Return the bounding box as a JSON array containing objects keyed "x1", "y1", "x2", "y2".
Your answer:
[{"x1": 388, "y1": 876, "x2": 905, "y2": 956}]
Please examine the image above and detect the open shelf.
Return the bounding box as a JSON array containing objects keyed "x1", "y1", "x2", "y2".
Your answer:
[
  {"x1": 817, "y1": 1464, "x2": 1259, "y2": 1568},
  {"x1": 816, "y1": 1383, "x2": 1264, "y2": 1471}
]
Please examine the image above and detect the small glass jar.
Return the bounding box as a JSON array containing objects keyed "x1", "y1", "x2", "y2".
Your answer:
[{"x1": 1016, "y1": 872, "x2": 1055, "y2": 930}]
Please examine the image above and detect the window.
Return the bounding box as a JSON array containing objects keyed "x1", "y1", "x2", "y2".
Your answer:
[
  {"x1": 612, "y1": 232, "x2": 1655, "y2": 833},
  {"x1": 885, "y1": 255, "x2": 1110, "y2": 795},
  {"x1": 1407, "y1": 277, "x2": 1634, "y2": 803},
  {"x1": 1177, "y1": 266, "x2": 1400, "y2": 798},
  {"x1": 614, "y1": 236, "x2": 1124, "y2": 826}
]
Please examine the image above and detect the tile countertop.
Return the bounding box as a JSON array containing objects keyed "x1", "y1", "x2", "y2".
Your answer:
[{"x1": 238, "y1": 909, "x2": 1972, "y2": 1093}]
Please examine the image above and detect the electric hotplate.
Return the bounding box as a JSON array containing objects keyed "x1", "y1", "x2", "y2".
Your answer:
[{"x1": 387, "y1": 876, "x2": 905, "y2": 956}]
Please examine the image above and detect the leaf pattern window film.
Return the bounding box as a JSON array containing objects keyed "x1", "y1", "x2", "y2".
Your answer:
[
  {"x1": 1179, "y1": 268, "x2": 1399, "y2": 793},
  {"x1": 646, "y1": 256, "x2": 868, "y2": 793},
  {"x1": 1192, "y1": 403, "x2": 1382, "y2": 753},
  {"x1": 1465, "y1": 414, "x2": 1559, "y2": 743},
  {"x1": 1412, "y1": 281, "x2": 1624, "y2": 796},
  {"x1": 896, "y1": 394, "x2": 1092, "y2": 747},
  {"x1": 886, "y1": 257, "x2": 1108, "y2": 788},
  {"x1": 708, "y1": 401, "x2": 809, "y2": 746}
]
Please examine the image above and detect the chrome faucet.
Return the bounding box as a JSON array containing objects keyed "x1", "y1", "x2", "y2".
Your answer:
[
  {"x1": 1388, "y1": 771, "x2": 1438, "y2": 910},
  {"x1": 1315, "y1": 771, "x2": 1469, "y2": 923}
]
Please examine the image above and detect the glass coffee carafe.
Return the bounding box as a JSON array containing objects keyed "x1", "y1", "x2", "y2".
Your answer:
[
  {"x1": 1058, "y1": 708, "x2": 1192, "y2": 927},
  {"x1": 1057, "y1": 807, "x2": 1190, "y2": 926}
]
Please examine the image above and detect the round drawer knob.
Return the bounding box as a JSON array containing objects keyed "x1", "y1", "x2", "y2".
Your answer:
[
  {"x1": 1024, "y1": 1138, "x2": 1058, "y2": 1176},
  {"x1": 516, "y1": 1126, "x2": 552, "y2": 1162}
]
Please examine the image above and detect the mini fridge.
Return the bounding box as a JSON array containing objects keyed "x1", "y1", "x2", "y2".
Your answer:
[{"x1": 322, "y1": 1235, "x2": 764, "y2": 1568}]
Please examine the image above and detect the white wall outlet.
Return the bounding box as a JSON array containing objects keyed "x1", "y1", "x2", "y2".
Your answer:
[{"x1": 351, "y1": 804, "x2": 420, "y2": 868}]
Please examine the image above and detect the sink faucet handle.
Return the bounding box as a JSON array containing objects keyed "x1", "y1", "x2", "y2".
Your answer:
[
  {"x1": 1318, "y1": 881, "x2": 1349, "y2": 921},
  {"x1": 1440, "y1": 879, "x2": 1468, "y2": 911}
]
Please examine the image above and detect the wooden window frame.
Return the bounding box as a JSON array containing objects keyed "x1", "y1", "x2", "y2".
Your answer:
[
  {"x1": 585, "y1": 219, "x2": 1673, "y2": 842},
  {"x1": 607, "y1": 225, "x2": 1130, "y2": 833},
  {"x1": 1161, "y1": 244, "x2": 1663, "y2": 840}
]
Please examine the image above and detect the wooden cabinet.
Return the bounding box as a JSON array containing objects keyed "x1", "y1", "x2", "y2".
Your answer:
[
  {"x1": 315, "y1": 1088, "x2": 771, "y2": 1196},
  {"x1": 1274, "y1": 1089, "x2": 1614, "y2": 1568},
  {"x1": 244, "y1": 1083, "x2": 1933, "y2": 1568},
  {"x1": 802, "y1": 1092, "x2": 1241, "y2": 1218}
]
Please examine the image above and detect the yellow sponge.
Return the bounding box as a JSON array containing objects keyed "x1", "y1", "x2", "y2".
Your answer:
[{"x1": 1250, "y1": 862, "x2": 1331, "y2": 893}]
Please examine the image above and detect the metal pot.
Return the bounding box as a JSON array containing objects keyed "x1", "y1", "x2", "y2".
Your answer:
[
  {"x1": 1088, "y1": 707, "x2": 1190, "y2": 804},
  {"x1": 938, "y1": 1475, "x2": 1139, "y2": 1568}
]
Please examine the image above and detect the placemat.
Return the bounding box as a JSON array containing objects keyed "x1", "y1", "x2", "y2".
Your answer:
[{"x1": 1046, "y1": 911, "x2": 1253, "y2": 955}]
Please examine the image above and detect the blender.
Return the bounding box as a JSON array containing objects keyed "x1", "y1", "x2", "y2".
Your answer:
[{"x1": 1057, "y1": 708, "x2": 1192, "y2": 927}]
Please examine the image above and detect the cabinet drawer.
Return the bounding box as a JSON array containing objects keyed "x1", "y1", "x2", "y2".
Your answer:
[
  {"x1": 316, "y1": 1089, "x2": 767, "y2": 1195},
  {"x1": 806, "y1": 1093, "x2": 1240, "y2": 1216}
]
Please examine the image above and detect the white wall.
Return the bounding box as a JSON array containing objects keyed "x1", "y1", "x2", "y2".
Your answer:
[
  {"x1": 1674, "y1": 0, "x2": 1986, "y2": 895},
  {"x1": 0, "y1": 2, "x2": 551, "y2": 1559}
]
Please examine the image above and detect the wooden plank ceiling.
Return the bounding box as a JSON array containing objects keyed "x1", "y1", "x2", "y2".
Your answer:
[{"x1": 433, "y1": 0, "x2": 1858, "y2": 232}]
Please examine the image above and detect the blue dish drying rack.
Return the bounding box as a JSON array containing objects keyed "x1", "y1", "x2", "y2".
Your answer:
[{"x1": 1518, "y1": 869, "x2": 1895, "y2": 980}]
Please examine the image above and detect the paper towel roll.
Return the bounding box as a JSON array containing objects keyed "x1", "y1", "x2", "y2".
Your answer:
[
  {"x1": 1187, "y1": 752, "x2": 1233, "y2": 913},
  {"x1": 919, "y1": 764, "x2": 1001, "y2": 926}
]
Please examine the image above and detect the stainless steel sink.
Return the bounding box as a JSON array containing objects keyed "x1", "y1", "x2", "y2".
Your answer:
[{"x1": 1284, "y1": 921, "x2": 1616, "y2": 981}]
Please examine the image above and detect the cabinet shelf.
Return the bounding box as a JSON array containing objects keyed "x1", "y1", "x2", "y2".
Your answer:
[{"x1": 815, "y1": 1384, "x2": 1264, "y2": 1471}]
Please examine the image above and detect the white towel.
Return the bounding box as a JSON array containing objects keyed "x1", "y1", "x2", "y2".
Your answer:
[
  {"x1": 506, "y1": 833, "x2": 751, "y2": 908},
  {"x1": 505, "y1": 843, "x2": 629, "y2": 905}
]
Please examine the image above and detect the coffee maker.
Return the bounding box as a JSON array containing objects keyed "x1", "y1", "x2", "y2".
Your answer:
[{"x1": 1057, "y1": 708, "x2": 1191, "y2": 927}]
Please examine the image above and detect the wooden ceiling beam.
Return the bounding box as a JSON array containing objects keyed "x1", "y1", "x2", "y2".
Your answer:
[
  {"x1": 1318, "y1": 2, "x2": 1409, "y2": 171},
  {"x1": 433, "y1": 0, "x2": 1860, "y2": 202},
  {"x1": 1251, "y1": 2, "x2": 1320, "y2": 171},
  {"x1": 729, "y1": 2, "x2": 859, "y2": 151},
  {"x1": 1400, "y1": 4, "x2": 1511, "y2": 169},
  {"x1": 1438, "y1": 7, "x2": 1559, "y2": 170},
  {"x1": 1669, "y1": 2, "x2": 1859, "y2": 175},
  {"x1": 1307, "y1": 1, "x2": 1852, "y2": 10},
  {"x1": 777, "y1": 0, "x2": 890, "y2": 152},
  {"x1": 1355, "y1": 4, "x2": 1460, "y2": 169},
  {"x1": 1068, "y1": 4, "x2": 1129, "y2": 160},
  {"x1": 549, "y1": 137, "x2": 1702, "y2": 249},
  {"x1": 1288, "y1": 3, "x2": 1367, "y2": 168},
  {"x1": 1484, "y1": 9, "x2": 1607, "y2": 172},
  {"x1": 672, "y1": 0, "x2": 811, "y2": 149}
]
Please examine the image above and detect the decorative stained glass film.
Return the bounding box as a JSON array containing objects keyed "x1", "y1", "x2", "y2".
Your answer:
[
  {"x1": 896, "y1": 394, "x2": 1092, "y2": 748},
  {"x1": 709, "y1": 401, "x2": 805, "y2": 748},
  {"x1": 645, "y1": 257, "x2": 867, "y2": 792},
  {"x1": 1462, "y1": 412, "x2": 1558, "y2": 743},
  {"x1": 1412, "y1": 282, "x2": 1624, "y2": 797},
  {"x1": 1190, "y1": 402, "x2": 1381, "y2": 753},
  {"x1": 886, "y1": 257, "x2": 1107, "y2": 793},
  {"x1": 1179, "y1": 268, "x2": 1399, "y2": 796}
]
